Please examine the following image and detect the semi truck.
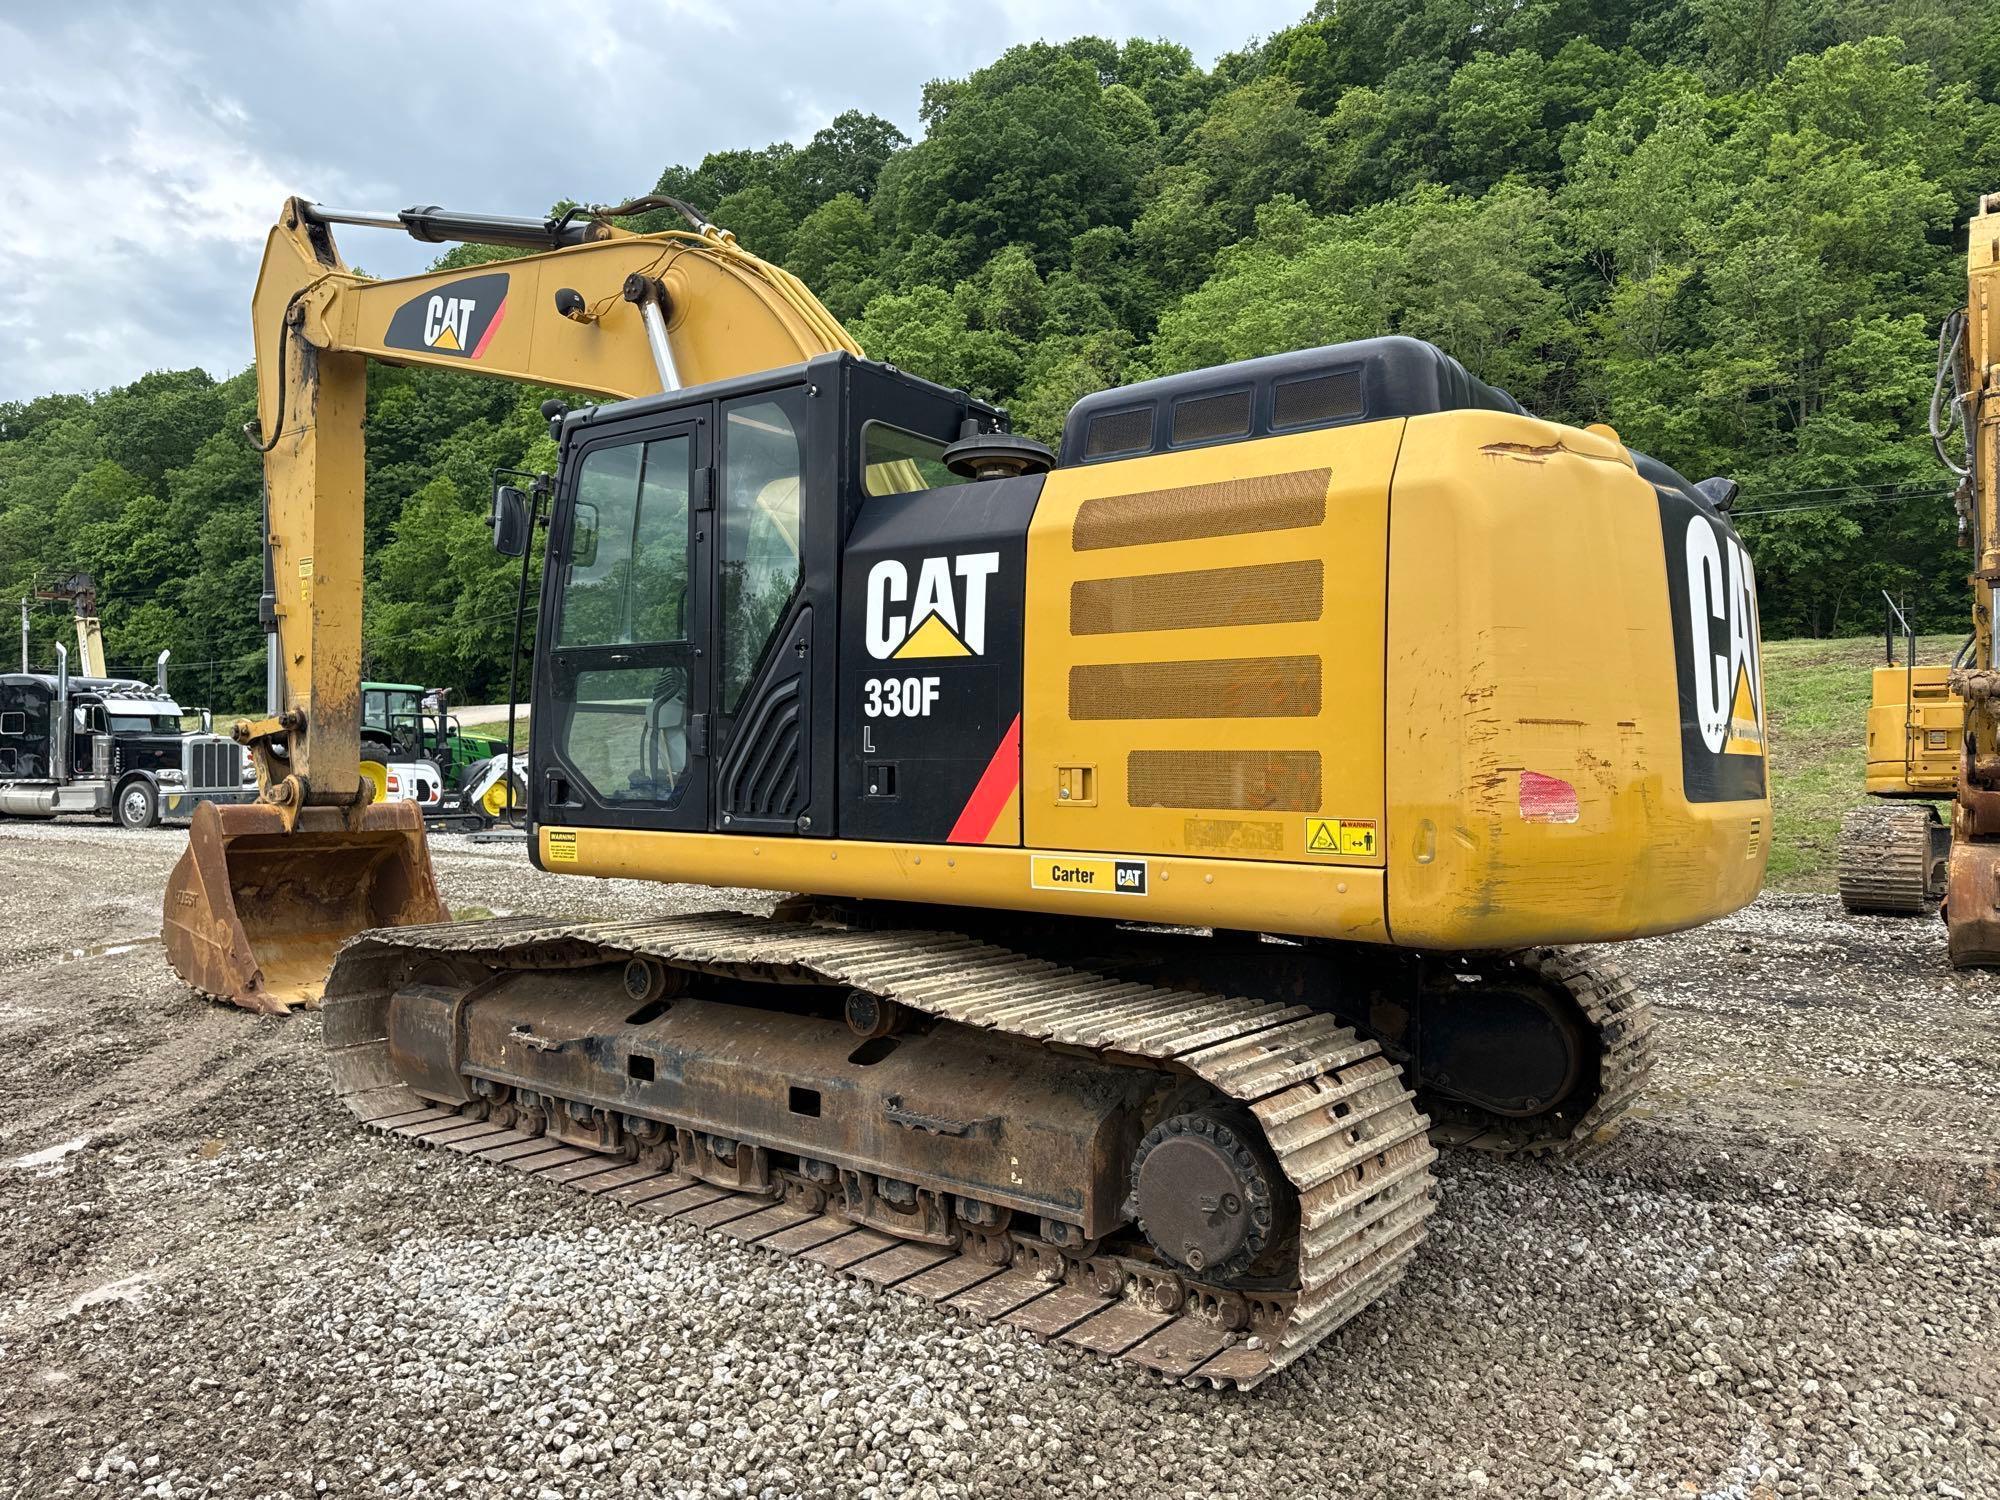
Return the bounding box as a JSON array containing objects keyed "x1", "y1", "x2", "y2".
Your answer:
[{"x1": 0, "y1": 649, "x2": 253, "y2": 828}]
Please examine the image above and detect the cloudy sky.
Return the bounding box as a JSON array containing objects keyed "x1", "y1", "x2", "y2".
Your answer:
[{"x1": 0, "y1": 0, "x2": 1306, "y2": 404}]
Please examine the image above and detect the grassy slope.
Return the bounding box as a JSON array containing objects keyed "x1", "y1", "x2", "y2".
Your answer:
[{"x1": 1760, "y1": 632, "x2": 1960, "y2": 889}]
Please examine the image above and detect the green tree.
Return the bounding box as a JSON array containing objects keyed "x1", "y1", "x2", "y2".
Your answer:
[
  {"x1": 879, "y1": 43, "x2": 1149, "y2": 277},
  {"x1": 784, "y1": 194, "x2": 884, "y2": 323},
  {"x1": 796, "y1": 110, "x2": 910, "y2": 204}
]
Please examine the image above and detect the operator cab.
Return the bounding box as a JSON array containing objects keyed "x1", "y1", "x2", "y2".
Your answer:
[{"x1": 504, "y1": 353, "x2": 1012, "y2": 850}]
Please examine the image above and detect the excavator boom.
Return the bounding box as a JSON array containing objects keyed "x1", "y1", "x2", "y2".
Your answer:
[
  {"x1": 164, "y1": 198, "x2": 857, "y2": 1010},
  {"x1": 1943, "y1": 195, "x2": 2000, "y2": 962}
]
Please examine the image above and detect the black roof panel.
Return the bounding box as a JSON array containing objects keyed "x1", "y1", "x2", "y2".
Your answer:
[{"x1": 1057, "y1": 335, "x2": 1527, "y2": 466}]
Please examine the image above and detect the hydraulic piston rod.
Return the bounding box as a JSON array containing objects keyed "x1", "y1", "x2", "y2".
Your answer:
[{"x1": 301, "y1": 202, "x2": 611, "y2": 252}]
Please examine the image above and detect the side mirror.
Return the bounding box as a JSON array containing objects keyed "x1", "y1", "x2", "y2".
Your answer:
[
  {"x1": 200, "y1": 708, "x2": 213, "y2": 734},
  {"x1": 1694, "y1": 476, "x2": 1739, "y2": 514},
  {"x1": 571, "y1": 500, "x2": 600, "y2": 569},
  {"x1": 490, "y1": 484, "x2": 531, "y2": 557}
]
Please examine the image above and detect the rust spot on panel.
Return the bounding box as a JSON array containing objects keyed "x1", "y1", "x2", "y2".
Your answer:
[
  {"x1": 1478, "y1": 439, "x2": 1629, "y2": 467},
  {"x1": 1480, "y1": 441, "x2": 1560, "y2": 463},
  {"x1": 1576, "y1": 747, "x2": 1619, "y2": 794}
]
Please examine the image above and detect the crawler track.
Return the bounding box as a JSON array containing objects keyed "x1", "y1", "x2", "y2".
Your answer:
[
  {"x1": 323, "y1": 912, "x2": 1438, "y2": 1388},
  {"x1": 1430, "y1": 946, "x2": 1657, "y2": 1155},
  {"x1": 1838, "y1": 803, "x2": 1943, "y2": 915}
]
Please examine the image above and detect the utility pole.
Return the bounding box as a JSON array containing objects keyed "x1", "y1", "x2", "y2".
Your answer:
[{"x1": 18, "y1": 596, "x2": 27, "y2": 672}]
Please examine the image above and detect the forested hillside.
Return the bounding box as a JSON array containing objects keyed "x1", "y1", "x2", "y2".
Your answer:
[{"x1": 2, "y1": 0, "x2": 1995, "y2": 710}]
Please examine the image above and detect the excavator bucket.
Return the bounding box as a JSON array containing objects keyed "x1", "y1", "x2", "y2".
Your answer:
[
  {"x1": 163, "y1": 799, "x2": 447, "y2": 1014},
  {"x1": 1945, "y1": 831, "x2": 2000, "y2": 967}
]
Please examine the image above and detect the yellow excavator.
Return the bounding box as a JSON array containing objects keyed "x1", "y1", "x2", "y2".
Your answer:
[
  {"x1": 1834, "y1": 194, "x2": 2000, "y2": 955},
  {"x1": 163, "y1": 194, "x2": 1768, "y2": 1386},
  {"x1": 1835, "y1": 596, "x2": 1963, "y2": 915}
]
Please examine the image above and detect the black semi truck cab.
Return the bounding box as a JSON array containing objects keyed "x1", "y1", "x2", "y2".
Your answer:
[{"x1": 0, "y1": 670, "x2": 252, "y2": 828}]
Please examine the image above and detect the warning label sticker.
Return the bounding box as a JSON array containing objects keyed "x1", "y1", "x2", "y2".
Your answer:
[
  {"x1": 546, "y1": 829, "x2": 578, "y2": 864},
  {"x1": 1304, "y1": 817, "x2": 1379, "y2": 857}
]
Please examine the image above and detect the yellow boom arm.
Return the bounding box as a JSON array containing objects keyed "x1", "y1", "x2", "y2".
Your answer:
[
  {"x1": 1945, "y1": 192, "x2": 2000, "y2": 962},
  {"x1": 165, "y1": 197, "x2": 857, "y2": 1011},
  {"x1": 251, "y1": 197, "x2": 856, "y2": 803}
]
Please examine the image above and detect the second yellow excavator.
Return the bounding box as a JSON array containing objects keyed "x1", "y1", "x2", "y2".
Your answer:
[
  {"x1": 1836, "y1": 596, "x2": 1963, "y2": 915},
  {"x1": 164, "y1": 194, "x2": 1768, "y2": 1386},
  {"x1": 1836, "y1": 193, "x2": 2000, "y2": 956}
]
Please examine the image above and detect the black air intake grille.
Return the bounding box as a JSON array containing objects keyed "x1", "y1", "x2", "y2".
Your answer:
[
  {"x1": 1172, "y1": 390, "x2": 1252, "y2": 445},
  {"x1": 1272, "y1": 370, "x2": 1364, "y2": 430},
  {"x1": 1084, "y1": 406, "x2": 1154, "y2": 460},
  {"x1": 720, "y1": 677, "x2": 804, "y2": 821}
]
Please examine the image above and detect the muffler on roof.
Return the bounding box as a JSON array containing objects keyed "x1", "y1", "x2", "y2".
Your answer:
[{"x1": 163, "y1": 800, "x2": 446, "y2": 1014}]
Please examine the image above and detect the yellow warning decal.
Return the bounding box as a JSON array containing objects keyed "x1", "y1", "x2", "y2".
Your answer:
[
  {"x1": 546, "y1": 829, "x2": 579, "y2": 864},
  {"x1": 1304, "y1": 817, "x2": 1379, "y2": 857},
  {"x1": 298, "y1": 556, "x2": 312, "y2": 607},
  {"x1": 1030, "y1": 854, "x2": 1147, "y2": 895}
]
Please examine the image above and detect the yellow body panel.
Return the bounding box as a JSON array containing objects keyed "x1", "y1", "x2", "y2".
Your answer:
[
  {"x1": 546, "y1": 827, "x2": 1390, "y2": 943},
  {"x1": 1384, "y1": 411, "x2": 1767, "y2": 948},
  {"x1": 1864, "y1": 664, "x2": 1960, "y2": 796},
  {"x1": 1022, "y1": 423, "x2": 1401, "y2": 868},
  {"x1": 549, "y1": 409, "x2": 1768, "y2": 954}
]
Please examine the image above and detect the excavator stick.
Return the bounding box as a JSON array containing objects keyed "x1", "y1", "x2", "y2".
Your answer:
[{"x1": 163, "y1": 799, "x2": 445, "y2": 1014}]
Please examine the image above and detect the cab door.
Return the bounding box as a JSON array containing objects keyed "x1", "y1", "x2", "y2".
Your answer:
[
  {"x1": 537, "y1": 414, "x2": 710, "y2": 831},
  {"x1": 709, "y1": 385, "x2": 820, "y2": 834}
]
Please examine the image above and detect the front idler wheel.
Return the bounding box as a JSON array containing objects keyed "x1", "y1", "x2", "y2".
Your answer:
[{"x1": 1129, "y1": 1111, "x2": 1288, "y2": 1284}]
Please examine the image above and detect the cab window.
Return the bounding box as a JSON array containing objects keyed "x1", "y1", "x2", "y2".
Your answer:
[
  {"x1": 718, "y1": 391, "x2": 808, "y2": 712},
  {"x1": 554, "y1": 434, "x2": 694, "y2": 805},
  {"x1": 861, "y1": 421, "x2": 967, "y2": 497}
]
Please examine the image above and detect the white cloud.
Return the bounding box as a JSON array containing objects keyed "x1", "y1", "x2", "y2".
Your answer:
[{"x1": 0, "y1": 0, "x2": 1302, "y2": 401}]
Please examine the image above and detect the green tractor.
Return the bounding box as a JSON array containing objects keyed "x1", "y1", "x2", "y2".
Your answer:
[{"x1": 359, "y1": 682, "x2": 524, "y2": 827}]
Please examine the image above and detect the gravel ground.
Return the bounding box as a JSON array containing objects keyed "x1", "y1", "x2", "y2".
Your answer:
[{"x1": 0, "y1": 820, "x2": 1995, "y2": 1500}]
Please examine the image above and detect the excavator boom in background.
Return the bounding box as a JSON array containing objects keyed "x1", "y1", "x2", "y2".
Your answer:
[
  {"x1": 1840, "y1": 193, "x2": 2000, "y2": 957},
  {"x1": 1938, "y1": 193, "x2": 2000, "y2": 964},
  {"x1": 164, "y1": 193, "x2": 1768, "y2": 1385}
]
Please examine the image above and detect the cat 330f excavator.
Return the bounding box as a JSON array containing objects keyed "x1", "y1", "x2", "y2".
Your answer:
[{"x1": 163, "y1": 195, "x2": 1768, "y2": 1387}]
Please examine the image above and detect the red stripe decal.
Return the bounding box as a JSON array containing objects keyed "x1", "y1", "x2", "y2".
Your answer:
[
  {"x1": 947, "y1": 713, "x2": 1021, "y2": 844},
  {"x1": 470, "y1": 296, "x2": 508, "y2": 359}
]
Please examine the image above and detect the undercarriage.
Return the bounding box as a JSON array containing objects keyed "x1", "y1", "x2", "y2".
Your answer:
[{"x1": 323, "y1": 908, "x2": 1649, "y2": 1385}]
